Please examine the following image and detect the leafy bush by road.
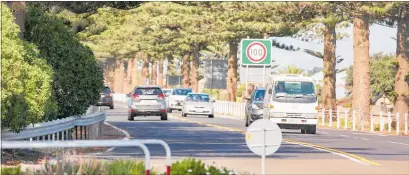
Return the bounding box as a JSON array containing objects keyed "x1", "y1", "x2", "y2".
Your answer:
[
  {"x1": 24, "y1": 4, "x2": 104, "y2": 119},
  {"x1": 1, "y1": 4, "x2": 57, "y2": 132}
]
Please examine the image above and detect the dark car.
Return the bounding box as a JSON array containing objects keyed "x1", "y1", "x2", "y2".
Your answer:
[
  {"x1": 244, "y1": 87, "x2": 266, "y2": 127},
  {"x1": 97, "y1": 86, "x2": 114, "y2": 109}
]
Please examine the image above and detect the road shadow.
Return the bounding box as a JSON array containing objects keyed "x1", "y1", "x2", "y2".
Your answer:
[{"x1": 101, "y1": 121, "x2": 335, "y2": 159}]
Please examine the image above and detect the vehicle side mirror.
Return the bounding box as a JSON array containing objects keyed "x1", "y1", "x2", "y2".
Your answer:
[
  {"x1": 212, "y1": 100, "x2": 216, "y2": 103},
  {"x1": 245, "y1": 97, "x2": 251, "y2": 100},
  {"x1": 317, "y1": 89, "x2": 322, "y2": 96},
  {"x1": 268, "y1": 89, "x2": 272, "y2": 94},
  {"x1": 112, "y1": 91, "x2": 115, "y2": 94},
  {"x1": 165, "y1": 93, "x2": 170, "y2": 97}
]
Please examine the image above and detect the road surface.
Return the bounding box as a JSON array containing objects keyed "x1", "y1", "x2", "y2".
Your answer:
[{"x1": 92, "y1": 101, "x2": 409, "y2": 174}]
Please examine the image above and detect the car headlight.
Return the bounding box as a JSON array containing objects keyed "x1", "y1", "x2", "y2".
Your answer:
[{"x1": 303, "y1": 113, "x2": 317, "y2": 118}]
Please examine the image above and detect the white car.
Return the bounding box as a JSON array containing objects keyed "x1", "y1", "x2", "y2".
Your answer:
[
  {"x1": 167, "y1": 88, "x2": 192, "y2": 113},
  {"x1": 182, "y1": 93, "x2": 214, "y2": 118},
  {"x1": 162, "y1": 89, "x2": 172, "y2": 108}
]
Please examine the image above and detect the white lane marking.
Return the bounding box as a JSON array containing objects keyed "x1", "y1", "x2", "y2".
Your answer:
[
  {"x1": 169, "y1": 114, "x2": 372, "y2": 166},
  {"x1": 352, "y1": 132, "x2": 388, "y2": 137},
  {"x1": 340, "y1": 135, "x2": 349, "y2": 137},
  {"x1": 102, "y1": 122, "x2": 131, "y2": 153},
  {"x1": 319, "y1": 131, "x2": 328, "y2": 134},
  {"x1": 352, "y1": 136, "x2": 370, "y2": 141},
  {"x1": 387, "y1": 141, "x2": 409, "y2": 146}
]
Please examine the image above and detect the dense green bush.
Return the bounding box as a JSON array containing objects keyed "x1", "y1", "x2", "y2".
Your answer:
[
  {"x1": 106, "y1": 160, "x2": 158, "y2": 175},
  {"x1": 171, "y1": 158, "x2": 237, "y2": 175},
  {"x1": 24, "y1": 4, "x2": 104, "y2": 118},
  {"x1": 1, "y1": 4, "x2": 57, "y2": 132},
  {"x1": 1, "y1": 166, "x2": 22, "y2": 175}
]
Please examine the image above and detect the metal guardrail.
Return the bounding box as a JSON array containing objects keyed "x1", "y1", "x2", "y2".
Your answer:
[
  {"x1": 2, "y1": 109, "x2": 106, "y2": 141},
  {"x1": 2, "y1": 139, "x2": 172, "y2": 175}
]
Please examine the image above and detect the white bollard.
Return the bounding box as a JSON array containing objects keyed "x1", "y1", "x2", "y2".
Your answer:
[
  {"x1": 380, "y1": 112, "x2": 384, "y2": 132},
  {"x1": 329, "y1": 109, "x2": 333, "y2": 127},
  {"x1": 405, "y1": 113, "x2": 408, "y2": 135},
  {"x1": 370, "y1": 112, "x2": 374, "y2": 132},
  {"x1": 388, "y1": 112, "x2": 392, "y2": 133},
  {"x1": 321, "y1": 109, "x2": 325, "y2": 126},
  {"x1": 352, "y1": 110, "x2": 356, "y2": 131},
  {"x1": 337, "y1": 110, "x2": 340, "y2": 129},
  {"x1": 396, "y1": 112, "x2": 400, "y2": 135},
  {"x1": 344, "y1": 111, "x2": 348, "y2": 129}
]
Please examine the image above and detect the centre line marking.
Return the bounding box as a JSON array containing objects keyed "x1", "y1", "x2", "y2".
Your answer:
[{"x1": 169, "y1": 114, "x2": 380, "y2": 166}]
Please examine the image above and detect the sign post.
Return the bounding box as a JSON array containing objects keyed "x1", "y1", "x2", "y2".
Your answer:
[
  {"x1": 241, "y1": 39, "x2": 272, "y2": 89},
  {"x1": 245, "y1": 119, "x2": 282, "y2": 175}
]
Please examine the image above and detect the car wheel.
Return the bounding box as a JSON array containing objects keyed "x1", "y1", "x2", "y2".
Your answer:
[
  {"x1": 183, "y1": 113, "x2": 187, "y2": 117},
  {"x1": 301, "y1": 129, "x2": 306, "y2": 134},
  {"x1": 245, "y1": 116, "x2": 249, "y2": 127},
  {"x1": 161, "y1": 113, "x2": 168, "y2": 120},
  {"x1": 167, "y1": 108, "x2": 172, "y2": 113},
  {"x1": 128, "y1": 113, "x2": 134, "y2": 121},
  {"x1": 306, "y1": 125, "x2": 316, "y2": 134},
  {"x1": 208, "y1": 115, "x2": 214, "y2": 118},
  {"x1": 110, "y1": 104, "x2": 114, "y2": 109}
]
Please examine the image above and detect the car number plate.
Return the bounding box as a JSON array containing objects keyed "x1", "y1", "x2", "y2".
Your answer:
[{"x1": 288, "y1": 118, "x2": 299, "y2": 123}]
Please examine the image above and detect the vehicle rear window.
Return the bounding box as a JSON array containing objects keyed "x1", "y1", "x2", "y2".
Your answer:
[
  {"x1": 172, "y1": 89, "x2": 192, "y2": 95},
  {"x1": 103, "y1": 87, "x2": 111, "y2": 94},
  {"x1": 134, "y1": 88, "x2": 163, "y2": 95}
]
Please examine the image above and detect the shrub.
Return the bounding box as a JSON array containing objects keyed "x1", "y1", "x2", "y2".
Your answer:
[
  {"x1": 105, "y1": 159, "x2": 158, "y2": 175},
  {"x1": 1, "y1": 166, "x2": 22, "y2": 175},
  {"x1": 25, "y1": 4, "x2": 104, "y2": 119},
  {"x1": 1, "y1": 4, "x2": 57, "y2": 132},
  {"x1": 171, "y1": 158, "x2": 237, "y2": 175}
]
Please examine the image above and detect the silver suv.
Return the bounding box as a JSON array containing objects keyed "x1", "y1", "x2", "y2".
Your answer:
[
  {"x1": 127, "y1": 85, "x2": 167, "y2": 121},
  {"x1": 245, "y1": 87, "x2": 266, "y2": 127}
]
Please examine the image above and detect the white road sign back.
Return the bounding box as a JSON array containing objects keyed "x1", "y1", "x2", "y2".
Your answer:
[{"x1": 245, "y1": 119, "x2": 282, "y2": 156}]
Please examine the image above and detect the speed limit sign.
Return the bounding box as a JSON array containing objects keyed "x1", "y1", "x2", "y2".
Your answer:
[{"x1": 241, "y1": 39, "x2": 272, "y2": 66}]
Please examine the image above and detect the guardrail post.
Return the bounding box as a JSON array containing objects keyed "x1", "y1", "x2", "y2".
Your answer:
[
  {"x1": 405, "y1": 113, "x2": 408, "y2": 135},
  {"x1": 352, "y1": 110, "x2": 356, "y2": 130},
  {"x1": 329, "y1": 109, "x2": 333, "y2": 127},
  {"x1": 370, "y1": 112, "x2": 374, "y2": 132},
  {"x1": 336, "y1": 110, "x2": 340, "y2": 129},
  {"x1": 396, "y1": 113, "x2": 400, "y2": 135},
  {"x1": 321, "y1": 109, "x2": 325, "y2": 126},
  {"x1": 344, "y1": 111, "x2": 348, "y2": 129},
  {"x1": 380, "y1": 112, "x2": 384, "y2": 132},
  {"x1": 388, "y1": 112, "x2": 392, "y2": 133}
]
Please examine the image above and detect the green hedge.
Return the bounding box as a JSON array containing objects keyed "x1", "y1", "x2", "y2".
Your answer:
[
  {"x1": 24, "y1": 4, "x2": 104, "y2": 119},
  {"x1": 1, "y1": 4, "x2": 57, "y2": 132}
]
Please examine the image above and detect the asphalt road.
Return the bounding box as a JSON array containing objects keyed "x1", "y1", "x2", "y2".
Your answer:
[{"x1": 94, "y1": 101, "x2": 409, "y2": 174}]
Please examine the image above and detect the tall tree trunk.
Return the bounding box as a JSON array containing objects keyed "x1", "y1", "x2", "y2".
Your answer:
[
  {"x1": 352, "y1": 14, "x2": 371, "y2": 122},
  {"x1": 130, "y1": 56, "x2": 139, "y2": 89},
  {"x1": 182, "y1": 52, "x2": 191, "y2": 88},
  {"x1": 166, "y1": 55, "x2": 174, "y2": 88},
  {"x1": 113, "y1": 60, "x2": 124, "y2": 93},
  {"x1": 393, "y1": 15, "x2": 409, "y2": 124},
  {"x1": 158, "y1": 59, "x2": 164, "y2": 88},
  {"x1": 142, "y1": 54, "x2": 150, "y2": 85},
  {"x1": 190, "y1": 44, "x2": 200, "y2": 92},
  {"x1": 6, "y1": 2, "x2": 25, "y2": 39},
  {"x1": 123, "y1": 59, "x2": 132, "y2": 93},
  {"x1": 151, "y1": 60, "x2": 157, "y2": 85},
  {"x1": 227, "y1": 40, "x2": 239, "y2": 102},
  {"x1": 323, "y1": 24, "x2": 337, "y2": 111}
]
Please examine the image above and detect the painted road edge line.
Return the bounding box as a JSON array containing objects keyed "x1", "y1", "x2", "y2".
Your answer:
[
  {"x1": 169, "y1": 114, "x2": 380, "y2": 166},
  {"x1": 103, "y1": 121, "x2": 131, "y2": 153}
]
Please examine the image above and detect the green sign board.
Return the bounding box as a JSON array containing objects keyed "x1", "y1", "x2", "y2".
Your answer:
[{"x1": 241, "y1": 39, "x2": 272, "y2": 66}]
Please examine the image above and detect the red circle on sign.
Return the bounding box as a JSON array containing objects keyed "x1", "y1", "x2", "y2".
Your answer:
[{"x1": 246, "y1": 42, "x2": 267, "y2": 63}]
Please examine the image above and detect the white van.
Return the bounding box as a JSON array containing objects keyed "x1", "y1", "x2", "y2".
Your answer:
[{"x1": 263, "y1": 74, "x2": 320, "y2": 134}]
